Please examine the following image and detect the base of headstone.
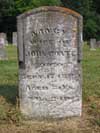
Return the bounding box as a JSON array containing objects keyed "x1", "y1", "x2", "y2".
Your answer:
[{"x1": 90, "y1": 48, "x2": 96, "y2": 51}]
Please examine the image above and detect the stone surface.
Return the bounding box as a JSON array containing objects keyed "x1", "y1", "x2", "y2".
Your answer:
[
  {"x1": 96, "y1": 41, "x2": 100, "y2": 48},
  {"x1": 12, "y1": 32, "x2": 17, "y2": 46},
  {"x1": 17, "y1": 6, "x2": 83, "y2": 119},
  {"x1": 0, "y1": 33, "x2": 7, "y2": 60},
  {"x1": 90, "y1": 38, "x2": 96, "y2": 50},
  {"x1": 0, "y1": 33, "x2": 8, "y2": 46}
]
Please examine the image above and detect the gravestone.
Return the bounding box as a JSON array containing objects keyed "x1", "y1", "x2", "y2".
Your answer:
[
  {"x1": 12, "y1": 32, "x2": 17, "y2": 46},
  {"x1": 17, "y1": 7, "x2": 83, "y2": 118},
  {"x1": 96, "y1": 41, "x2": 100, "y2": 48},
  {"x1": 0, "y1": 35, "x2": 7, "y2": 60},
  {"x1": 0, "y1": 33, "x2": 8, "y2": 46},
  {"x1": 90, "y1": 38, "x2": 96, "y2": 50}
]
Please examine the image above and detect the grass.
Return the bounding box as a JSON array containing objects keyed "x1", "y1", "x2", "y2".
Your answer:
[
  {"x1": 0, "y1": 45, "x2": 100, "y2": 133},
  {"x1": 82, "y1": 45, "x2": 100, "y2": 99},
  {"x1": 0, "y1": 46, "x2": 18, "y2": 104}
]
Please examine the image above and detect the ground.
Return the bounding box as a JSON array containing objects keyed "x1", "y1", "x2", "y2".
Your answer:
[{"x1": 0, "y1": 44, "x2": 100, "y2": 133}]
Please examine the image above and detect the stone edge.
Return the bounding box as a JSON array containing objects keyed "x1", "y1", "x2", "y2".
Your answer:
[{"x1": 17, "y1": 6, "x2": 82, "y2": 20}]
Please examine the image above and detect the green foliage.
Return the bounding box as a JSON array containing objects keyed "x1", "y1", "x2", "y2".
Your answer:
[
  {"x1": 84, "y1": 12, "x2": 98, "y2": 39},
  {"x1": 15, "y1": 0, "x2": 61, "y2": 14},
  {"x1": 61, "y1": 0, "x2": 82, "y2": 11},
  {"x1": 0, "y1": 0, "x2": 61, "y2": 15},
  {"x1": 0, "y1": 0, "x2": 15, "y2": 16},
  {"x1": 61, "y1": 0, "x2": 100, "y2": 40},
  {"x1": 84, "y1": 19, "x2": 97, "y2": 38}
]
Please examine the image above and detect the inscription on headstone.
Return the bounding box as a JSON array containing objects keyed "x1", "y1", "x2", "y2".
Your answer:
[
  {"x1": 17, "y1": 7, "x2": 83, "y2": 118},
  {"x1": 13, "y1": 32, "x2": 17, "y2": 46}
]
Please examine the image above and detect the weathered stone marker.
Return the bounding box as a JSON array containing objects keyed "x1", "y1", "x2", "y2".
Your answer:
[
  {"x1": 90, "y1": 38, "x2": 96, "y2": 50},
  {"x1": 12, "y1": 32, "x2": 17, "y2": 46},
  {"x1": 0, "y1": 33, "x2": 8, "y2": 46},
  {"x1": 17, "y1": 7, "x2": 83, "y2": 118},
  {"x1": 96, "y1": 41, "x2": 100, "y2": 48},
  {"x1": 0, "y1": 33, "x2": 7, "y2": 60}
]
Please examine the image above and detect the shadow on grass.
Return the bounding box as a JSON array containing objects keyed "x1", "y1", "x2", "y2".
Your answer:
[{"x1": 0, "y1": 85, "x2": 18, "y2": 104}]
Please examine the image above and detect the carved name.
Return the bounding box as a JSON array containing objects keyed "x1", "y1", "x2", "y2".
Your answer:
[{"x1": 31, "y1": 27, "x2": 66, "y2": 36}]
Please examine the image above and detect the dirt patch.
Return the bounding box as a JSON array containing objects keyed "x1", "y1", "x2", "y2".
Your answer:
[{"x1": 0, "y1": 102, "x2": 100, "y2": 133}]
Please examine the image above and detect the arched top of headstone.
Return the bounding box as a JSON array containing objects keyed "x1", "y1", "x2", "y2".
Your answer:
[{"x1": 17, "y1": 6, "x2": 82, "y2": 20}]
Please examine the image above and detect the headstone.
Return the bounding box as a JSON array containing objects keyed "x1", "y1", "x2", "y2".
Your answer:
[
  {"x1": 90, "y1": 38, "x2": 96, "y2": 50},
  {"x1": 5, "y1": 40, "x2": 8, "y2": 46},
  {"x1": 0, "y1": 33, "x2": 8, "y2": 46},
  {"x1": 17, "y1": 7, "x2": 83, "y2": 118},
  {"x1": 96, "y1": 41, "x2": 100, "y2": 48},
  {"x1": 0, "y1": 35, "x2": 7, "y2": 60},
  {"x1": 12, "y1": 32, "x2": 17, "y2": 46}
]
